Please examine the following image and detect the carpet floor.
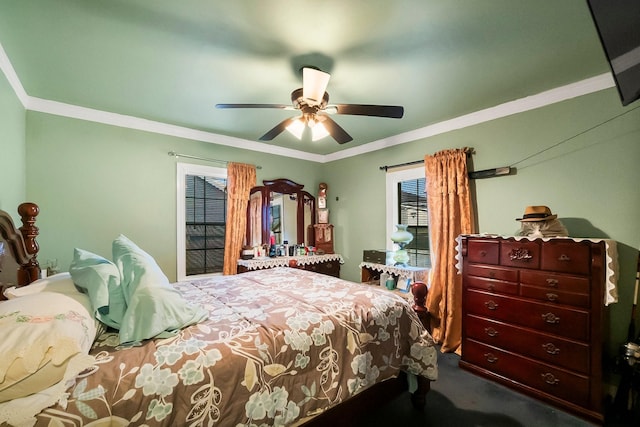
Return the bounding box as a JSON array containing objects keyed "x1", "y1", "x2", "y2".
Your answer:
[{"x1": 354, "y1": 349, "x2": 638, "y2": 427}]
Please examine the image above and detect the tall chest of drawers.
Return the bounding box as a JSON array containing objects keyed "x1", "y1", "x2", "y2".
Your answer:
[{"x1": 459, "y1": 236, "x2": 608, "y2": 423}]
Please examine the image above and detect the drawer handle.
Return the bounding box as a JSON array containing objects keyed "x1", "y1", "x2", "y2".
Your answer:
[
  {"x1": 325, "y1": 263, "x2": 333, "y2": 269},
  {"x1": 558, "y1": 254, "x2": 571, "y2": 262},
  {"x1": 485, "y1": 300, "x2": 499, "y2": 310},
  {"x1": 484, "y1": 327, "x2": 499, "y2": 337},
  {"x1": 541, "y1": 312, "x2": 560, "y2": 324},
  {"x1": 541, "y1": 373, "x2": 560, "y2": 385},
  {"x1": 479, "y1": 250, "x2": 487, "y2": 257},
  {"x1": 542, "y1": 343, "x2": 560, "y2": 355},
  {"x1": 508, "y1": 248, "x2": 532, "y2": 261},
  {"x1": 487, "y1": 283, "x2": 496, "y2": 291},
  {"x1": 546, "y1": 293, "x2": 559, "y2": 302},
  {"x1": 484, "y1": 353, "x2": 498, "y2": 363},
  {"x1": 546, "y1": 278, "x2": 559, "y2": 288},
  {"x1": 488, "y1": 271, "x2": 496, "y2": 278}
]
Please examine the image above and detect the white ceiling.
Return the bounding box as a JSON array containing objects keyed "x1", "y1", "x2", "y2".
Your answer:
[{"x1": 0, "y1": 0, "x2": 614, "y2": 160}]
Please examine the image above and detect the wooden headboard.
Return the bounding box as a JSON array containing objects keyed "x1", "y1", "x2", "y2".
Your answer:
[{"x1": 0, "y1": 202, "x2": 41, "y2": 287}]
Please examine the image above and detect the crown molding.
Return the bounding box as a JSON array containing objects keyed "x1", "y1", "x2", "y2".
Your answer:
[
  {"x1": 24, "y1": 97, "x2": 326, "y2": 162},
  {"x1": 0, "y1": 41, "x2": 29, "y2": 106},
  {"x1": 1, "y1": 40, "x2": 614, "y2": 164},
  {"x1": 324, "y1": 72, "x2": 615, "y2": 162}
]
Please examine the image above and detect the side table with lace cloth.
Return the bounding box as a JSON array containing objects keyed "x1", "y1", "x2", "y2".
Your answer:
[{"x1": 359, "y1": 261, "x2": 431, "y2": 287}]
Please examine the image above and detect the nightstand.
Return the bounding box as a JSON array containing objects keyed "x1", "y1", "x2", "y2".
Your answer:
[{"x1": 359, "y1": 262, "x2": 430, "y2": 288}]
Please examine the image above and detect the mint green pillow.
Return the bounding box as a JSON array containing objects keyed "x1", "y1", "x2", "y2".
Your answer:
[
  {"x1": 69, "y1": 248, "x2": 126, "y2": 329},
  {"x1": 112, "y1": 235, "x2": 208, "y2": 344}
]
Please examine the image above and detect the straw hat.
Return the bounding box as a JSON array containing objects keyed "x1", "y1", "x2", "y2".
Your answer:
[{"x1": 516, "y1": 205, "x2": 557, "y2": 222}]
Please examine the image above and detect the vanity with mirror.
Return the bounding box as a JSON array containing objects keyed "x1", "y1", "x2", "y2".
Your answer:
[{"x1": 240, "y1": 178, "x2": 341, "y2": 277}]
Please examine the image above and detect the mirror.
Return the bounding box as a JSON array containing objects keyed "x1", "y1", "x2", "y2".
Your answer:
[{"x1": 246, "y1": 178, "x2": 315, "y2": 248}]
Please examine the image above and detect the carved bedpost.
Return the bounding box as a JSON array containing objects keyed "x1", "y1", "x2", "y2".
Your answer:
[
  {"x1": 409, "y1": 280, "x2": 431, "y2": 410},
  {"x1": 17, "y1": 202, "x2": 40, "y2": 286},
  {"x1": 410, "y1": 281, "x2": 430, "y2": 332}
]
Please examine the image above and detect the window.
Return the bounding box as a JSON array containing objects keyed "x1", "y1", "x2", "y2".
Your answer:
[
  {"x1": 386, "y1": 167, "x2": 431, "y2": 268},
  {"x1": 177, "y1": 163, "x2": 227, "y2": 281}
]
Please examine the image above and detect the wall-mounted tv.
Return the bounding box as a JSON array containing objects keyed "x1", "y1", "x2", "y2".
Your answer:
[{"x1": 587, "y1": 0, "x2": 640, "y2": 106}]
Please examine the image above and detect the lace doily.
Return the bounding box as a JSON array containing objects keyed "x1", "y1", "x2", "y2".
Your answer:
[
  {"x1": 238, "y1": 254, "x2": 344, "y2": 270},
  {"x1": 358, "y1": 262, "x2": 430, "y2": 283}
]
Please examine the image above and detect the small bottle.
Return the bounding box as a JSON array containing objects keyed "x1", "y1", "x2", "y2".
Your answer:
[{"x1": 283, "y1": 240, "x2": 289, "y2": 257}]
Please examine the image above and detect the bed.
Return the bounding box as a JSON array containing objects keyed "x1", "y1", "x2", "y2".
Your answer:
[{"x1": 0, "y1": 203, "x2": 437, "y2": 427}]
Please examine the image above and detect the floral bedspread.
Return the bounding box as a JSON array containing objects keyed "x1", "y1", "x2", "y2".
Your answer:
[{"x1": 33, "y1": 267, "x2": 438, "y2": 426}]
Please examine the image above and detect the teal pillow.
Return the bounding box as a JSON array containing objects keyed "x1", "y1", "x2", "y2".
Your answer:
[
  {"x1": 69, "y1": 248, "x2": 126, "y2": 329},
  {"x1": 112, "y1": 235, "x2": 208, "y2": 344}
]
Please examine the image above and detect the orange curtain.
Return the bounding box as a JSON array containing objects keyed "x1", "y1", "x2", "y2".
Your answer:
[
  {"x1": 223, "y1": 162, "x2": 257, "y2": 275},
  {"x1": 424, "y1": 148, "x2": 474, "y2": 354}
]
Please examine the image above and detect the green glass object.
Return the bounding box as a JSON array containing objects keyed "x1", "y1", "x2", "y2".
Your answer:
[{"x1": 390, "y1": 224, "x2": 413, "y2": 266}]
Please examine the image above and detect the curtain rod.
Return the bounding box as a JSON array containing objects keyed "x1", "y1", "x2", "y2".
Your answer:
[
  {"x1": 168, "y1": 151, "x2": 262, "y2": 169},
  {"x1": 379, "y1": 147, "x2": 474, "y2": 171},
  {"x1": 379, "y1": 159, "x2": 424, "y2": 171},
  {"x1": 379, "y1": 149, "x2": 511, "y2": 179}
]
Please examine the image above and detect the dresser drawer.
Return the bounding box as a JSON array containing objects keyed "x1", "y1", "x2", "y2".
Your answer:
[
  {"x1": 466, "y1": 275, "x2": 518, "y2": 295},
  {"x1": 520, "y1": 284, "x2": 590, "y2": 308},
  {"x1": 520, "y1": 268, "x2": 591, "y2": 308},
  {"x1": 463, "y1": 339, "x2": 589, "y2": 408},
  {"x1": 541, "y1": 242, "x2": 590, "y2": 275},
  {"x1": 466, "y1": 264, "x2": 518, "y2": 281},
  {"x1": 467, "y1": 239, "x2": 500, "y2": 265},
  {"x1": 520, "y1": 270, "x2": 590, "y2": 293},
  {"x1": 465, "y1": 315, "x2": 590, "y2": 374},
  {"x1": 500, "y1": 240, "x2": 540, "y2": 269},
  {"x1": 299, "y1": 261, "x2": 340, "y2": 278},
  {"x1": 465, "y1": 290, "x2": 590, "y2": 341}
]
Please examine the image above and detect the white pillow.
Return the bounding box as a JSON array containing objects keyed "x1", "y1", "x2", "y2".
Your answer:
[
  {"x1": 3, "y1": 272, "x2": 78, "y2": 299},
  {"x1": 4, "y1": 272, "x2": 107, "y2": 340},
  {"x1": 0, "y1": 292, "x2": 96, "y2": 424}
]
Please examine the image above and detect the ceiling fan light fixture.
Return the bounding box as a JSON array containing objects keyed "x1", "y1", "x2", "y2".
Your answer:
[
  {"x1": 285, "y1": 118, "x2": 306, "y2": 139},
  {"x1": 311, "y1": 121, "x2": 330, "y2": 141},
  {"x1": 302, "y1": 67, "x2": 330, "y2": 105}
]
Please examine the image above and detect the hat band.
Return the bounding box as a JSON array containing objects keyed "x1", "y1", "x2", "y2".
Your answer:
[{"x1": 522, "y1": 213, "x2": 551, "y2": 219}]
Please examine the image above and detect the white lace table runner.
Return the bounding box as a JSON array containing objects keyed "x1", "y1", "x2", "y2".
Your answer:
[
  {"x1": 238, "y1": 254, "x2": 344, "y2": 270},
  {"x1": 359, "y1": 262, "x2": 430, "y2": 283}
]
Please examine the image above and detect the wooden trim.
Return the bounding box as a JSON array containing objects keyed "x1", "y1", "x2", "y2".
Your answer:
[{"x1": 0, "y1": 202, "x2": 40, "y2": 288}]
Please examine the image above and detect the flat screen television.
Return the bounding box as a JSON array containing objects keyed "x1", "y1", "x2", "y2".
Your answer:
[{"x1": 587, "y1": 0, "x2": 640, "y2": 106}]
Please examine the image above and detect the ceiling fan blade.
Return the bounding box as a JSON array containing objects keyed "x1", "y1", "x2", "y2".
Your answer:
[
  {"x1": 322, "y1": 116, "x2": 353, "y2": 144},
  {"x1": 302, "y1": 68, "x2": 331, "y2": 105},
  {"x1": 259, "y1": 117, "x2": 297, "y2": 141},
  {"x1": 215, "y1": 103, "x2": 292, "y2": 110},
  {"x1": 332, "y1": 104, "x2": 404, "y2": 119}
]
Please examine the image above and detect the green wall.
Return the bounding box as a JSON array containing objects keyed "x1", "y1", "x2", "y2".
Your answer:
[
  {"x1": 24, "y1": 112, "x2": 323, "y2": 280},
  {"x1": 0, "y1": 70, "x2": 26, "y2": 215},
  {"x1": 325, "y1": 87, "x2": 640, "y2": 356}
]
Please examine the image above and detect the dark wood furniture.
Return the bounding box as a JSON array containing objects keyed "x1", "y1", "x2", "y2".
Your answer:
[
  {"x1": 459, "y1": 235, "x2": 608, "y2": 423},
  {"x1": 313, "y1": 223, "x2": 334, "y2": 254},
  {"x1": 0, "y1": 202, "x2": 41, "y2": 299},
  {"x1": 289, "y1": 256, "x2": 340, "y2": 277},
  {"x1": 237, "y1": 254, "x2": 341, "y2": 278},
  {"x1": 246, "y1": 178, "x2": 316, "y2": 247}
]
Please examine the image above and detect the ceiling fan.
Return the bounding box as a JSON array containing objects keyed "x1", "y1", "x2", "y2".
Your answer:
[{"x1": 215, "y1": 67, "x2": 404, "y2": 144}]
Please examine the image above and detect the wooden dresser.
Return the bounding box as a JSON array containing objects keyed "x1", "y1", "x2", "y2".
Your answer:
[
  {"x1": 459, "y1": 235, "x2": 609, "y2": 423},
  {"x1": 237, "y1": 254, "x2": 342, "y2": 278}
]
